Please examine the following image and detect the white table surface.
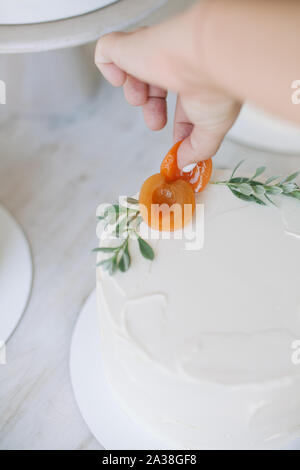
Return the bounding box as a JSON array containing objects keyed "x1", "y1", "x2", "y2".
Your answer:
[{"x1": 0, "y1": 76, "x2": 299, "y2": 450}]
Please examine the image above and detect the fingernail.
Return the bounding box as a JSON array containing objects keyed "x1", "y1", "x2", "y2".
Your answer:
[
  {"x1": 95, "y1": 53, "x2": 111, "y2": 65},
  {"x1": 182, "y1": 163, "x2": 197, "y2": 173}
]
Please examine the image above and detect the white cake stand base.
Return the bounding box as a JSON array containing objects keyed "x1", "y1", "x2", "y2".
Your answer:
[
  {"x1": 69, "y1": 289, "x2": 167, "y2": 450},
  {"x1": 0, "y1": 205, "x2": 32, "y2": 343},
  {"x1": 70, "y1": 289, "x2": 300, "y2": 451}
]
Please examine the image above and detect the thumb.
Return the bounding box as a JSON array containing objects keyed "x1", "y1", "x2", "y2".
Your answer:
[
  {"x1": 177, "y1": 97, "x2": 241, "y2": 169},
  {"x1": 177, "y1": 126, "x2": 225, "y2": 169}
]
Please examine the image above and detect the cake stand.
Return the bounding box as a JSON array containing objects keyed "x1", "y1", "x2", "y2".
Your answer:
[
  {"x1": 0, "y1": 0, "x2": 190, "y2": 54},
  {"x1": 70, "y1": 289, "x2": 168, "y2": 450},
  {"x1": 0, "y1": 0, "x2": 119, "y2": 25},
  {"x1": 0, "y1": 205, "x2": 32, "y2": 343},
  {"x1": 70, "y1": 289, "x2": 300, "y2": 450},
  {"x1": 0, "y1": 0, "x2": 192, "y2": 117}
]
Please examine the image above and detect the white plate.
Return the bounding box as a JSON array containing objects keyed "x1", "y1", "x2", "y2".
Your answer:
[
  {"x1": 0, "y1": 0, "x2": 119, "y2": 25},
  {"x1": 0, "y1": 205, "x2": 32, "y2": 342},
  {"x1": 228, "y1": 103, "x2": 300, "y2": 154},
  {"x1": 70, "y1": 289, "x2": 300, "y2": 450},
  {"x1": 0, "y1": 0, "x2": 169, "y2": 54}
]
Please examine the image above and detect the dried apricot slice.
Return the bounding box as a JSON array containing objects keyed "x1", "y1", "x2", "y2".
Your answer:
[
  {"x1": 160, "y1": 141, "x2": 182, "y2": 183},
  {"x1": 181, "y1": 158, "x2": 212, "y2": 193},
  {"x1": 139, "y1": 173, "x2": 195, "y2": 232},
  {"x1": 160, "y1": 141, "x2": 213, "y2": 193}
]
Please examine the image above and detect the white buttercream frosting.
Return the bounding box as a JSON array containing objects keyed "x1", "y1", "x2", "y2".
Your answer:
[{"x1": 97, "y1": 170, "x2": 300, "y2": 450}]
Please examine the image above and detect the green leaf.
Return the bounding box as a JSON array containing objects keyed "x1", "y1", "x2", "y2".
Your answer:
[
  {"x1": 280, "y1": 171, "x2": 300, "y2": 184},
  {"x1": 237, "y1": 183, "x2": 253, "y2": 196},
  {"x1": 93, "y1": 246, "x2": 117, "y2": 253},
  {"x1": 109, "y1": 258, "x2": 118, "y2": 275},
  {"x1": 281, "y1": 183, "x2": 297, "y2": 194},
  {"x1": 96, "y1": 258, "x2": 114, "y2": 270},
  {"x1": 126, "y1": 197, "x2": 139, "y2": 205},
  {"x1": 251, "y1": 166, "x2": 266, "y2": 180},
  {"x1": 287, "y1": 190, "x2": 300, "y2": 200},
  {"x1": 265, "y1": 175, "x2": 279, "y2": 185},
  {"x1": 137, "y1": 237, "x2": 155, "y2": 260},
  {"x1": 230, "y1": 188, "x2": 252, "y2": 202},
  {"x1": 230, "y1": 188, "x2": 266, "y2": 205},
  {"x1": 119, "y1": 245, "x2": 131, "y2": 272},
  {"x1": 265, "y1": 186, "x2": 282, "y2": 195},
  {"x1": 251, "y1": 194, "x2": 267, "y2": 206},
  {"x1": 264, "y1": 193, "x2": 276, "y2": 206},
  {"x1": 115, "y1": 216, "x2": 129, "y2": 238},
  {"x1": 253, "y1": 184, "x2": 265, "y2": 195},
  {"x1": 230, "y1": 160, "x2": 245, "y2": 179},
  {"x1": 230, "y1": 177, "x2": 250, "y2": 184}
]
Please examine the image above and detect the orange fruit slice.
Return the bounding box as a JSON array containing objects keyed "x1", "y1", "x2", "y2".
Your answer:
[{"x1": 160, "y1": 141, "x2": 212, "y2": 193}]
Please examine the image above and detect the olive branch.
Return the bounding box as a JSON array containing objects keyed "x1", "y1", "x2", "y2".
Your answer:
[
  {"x1": 212, "y1": 160, "x2": 300, "y2": 206},
  {"x1": 93, "y1": 197, "x2": 154, "y2": 275}
]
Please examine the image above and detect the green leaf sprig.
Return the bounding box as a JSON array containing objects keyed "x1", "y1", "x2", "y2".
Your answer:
[
  {"x1": 212, "y1": 160, "x2": 300, "y2": 206},
  {"x1": 93, "y1": 197, "x2": 154, "y2": 275}
]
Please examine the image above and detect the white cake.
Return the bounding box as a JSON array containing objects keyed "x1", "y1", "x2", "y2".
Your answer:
[
  {"x1": 0, "y1": 0, "x2": 118, "y2": 25},
  {"x1": 96, "y1": 169, "x2": 300, "y2": 450}
]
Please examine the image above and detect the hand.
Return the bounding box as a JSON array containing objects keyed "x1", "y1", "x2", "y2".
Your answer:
[{"x1": 95, "y1": 3, "x2": 241, "y2": 168}]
